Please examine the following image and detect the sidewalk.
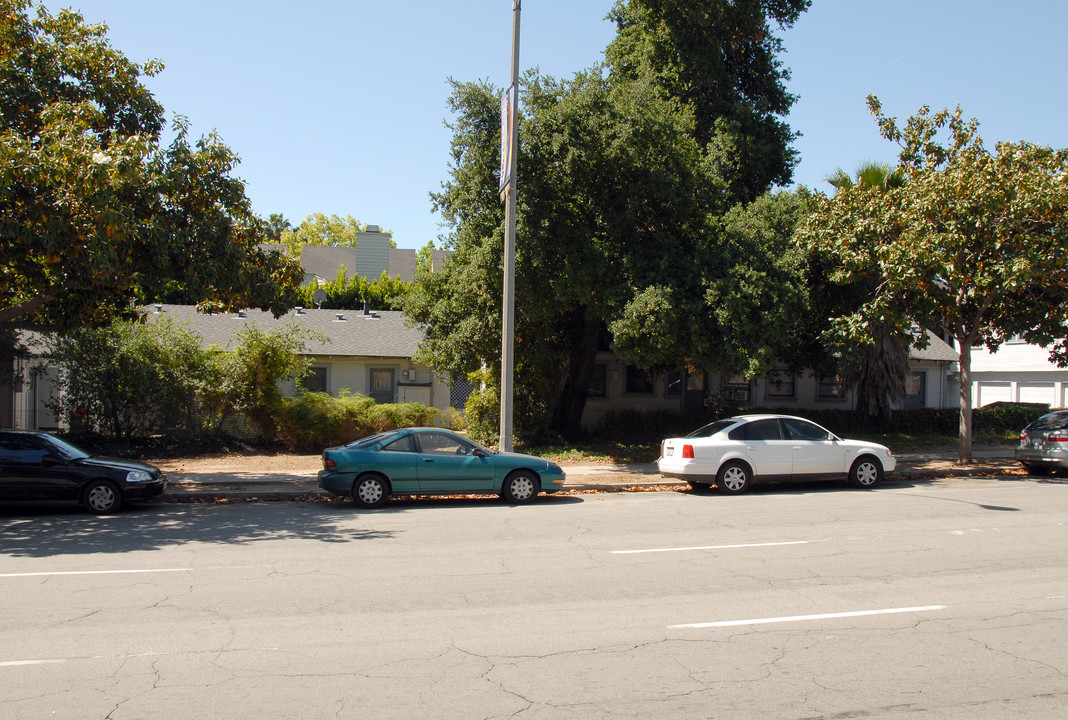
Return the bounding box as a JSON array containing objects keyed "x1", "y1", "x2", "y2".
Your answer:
[{"x1": 159, "y1": 448, "x2": 1025, "y2": 501}]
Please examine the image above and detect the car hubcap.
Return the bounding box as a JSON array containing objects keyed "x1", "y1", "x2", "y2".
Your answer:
[
  {"x1": 856, "y1": 463, "x2": 878, "y2": 486},
  {"x1": 359, "y1": 481, "x2": 383, "y2": 504},
  {"x1": 723, "y1": 468, "x2": 746, "y2": 491},
  {"x1": 88, "y1": 485, "x2": 115, "y2": 511},
  {"x1": 511, "y1": 477, "x2": 534, "y2": 500}
]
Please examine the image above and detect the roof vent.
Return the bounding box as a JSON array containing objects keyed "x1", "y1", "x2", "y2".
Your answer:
[
  {"x1": 154, "y1": 304, "x2": 164, "y2": 314},
  {"x1": 236, "y1": 310, "x2": 246, "y2": 318},
  {"x1": 294, "y1": 306, "x2": 304, "y2": 315},
  {"x1": 334, "y1": 313, "x2": 346, "y2": 322}
]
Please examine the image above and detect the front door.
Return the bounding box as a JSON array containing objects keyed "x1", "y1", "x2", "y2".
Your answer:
[
  {"x1": 415, "y1": 432, "x2": 495, "y2": 492},
  {"x1": 369, "y1": 368, "x2": 395, "y2": 404},
  {"x1": 780, "y1": 417, "x2": 845, "y2": 476}
]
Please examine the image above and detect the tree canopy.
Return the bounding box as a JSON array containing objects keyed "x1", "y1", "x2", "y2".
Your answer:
[
  {"x1": 406, "y1": 0, "x2": 809, "y2": 442},
  {"x1": 606, "y1": 0, "x2": 810, "y2": 204},
  {"x1": 798, "y1": 95, "x2": 1068, "y2": 461},
  {"x1": 277, "y1": 214, "x2": 397, "y2": 257},
  {"x1": 0, "y1": 0, "x2": 301, "y2": 332}
]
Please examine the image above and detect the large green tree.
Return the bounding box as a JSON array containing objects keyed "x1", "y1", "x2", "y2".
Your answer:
[
  {"x1": 799, "y1": 96, "x2": 1068, "y2": 462},
  {"x1": 823, "y1": 162, "x2": 912, "y2": 427},
  {"x1": 407, "y1": 2, "x2": 810, "y2": 442},
  {"x1": 0, "y1": 0, "x2": 301, "y2": 332},
  {"x1": 606, "y1": 0, "x2": 810, "y2": 204}
]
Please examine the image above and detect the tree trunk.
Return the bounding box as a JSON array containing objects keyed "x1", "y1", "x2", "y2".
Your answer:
[
  {"x1": 548, "y1": 308, "x2": 601, "y2": 439},
  {"x1": 957, "y1": 340, "x2": 973, "y2": 464}
]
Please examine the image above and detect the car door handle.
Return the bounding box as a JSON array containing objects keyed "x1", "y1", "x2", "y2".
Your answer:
[{"x1": 423, "y1": 458, "x2": 435, "y2": 463}]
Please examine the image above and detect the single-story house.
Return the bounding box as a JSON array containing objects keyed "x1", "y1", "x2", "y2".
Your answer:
[
  {"x1": 579, "y1": 330, "x2": 961, "y2": 429},
  {"x1": 144, "y1": 304, "x2": 451, "y2": 411}
]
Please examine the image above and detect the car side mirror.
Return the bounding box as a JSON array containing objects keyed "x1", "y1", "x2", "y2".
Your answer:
[
  {"x1": 472, "y1": 448, "x2": 487, "y2": 458},
  {"x1": 41, "y1": 454, "x2": 63, "y2": 466}
]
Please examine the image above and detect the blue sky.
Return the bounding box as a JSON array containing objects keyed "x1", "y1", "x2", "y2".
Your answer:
[{"x1": 67, "y1": 1, "x2": 1068, "y2": 249}]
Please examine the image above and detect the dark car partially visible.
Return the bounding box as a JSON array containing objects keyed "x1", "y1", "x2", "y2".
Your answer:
[
  {"x1": 0, "y1": 430, "x2": 166, "y2": 514},
  {"x1": 1016, "y1": 410, "x2": 1068, "y2": 475}
]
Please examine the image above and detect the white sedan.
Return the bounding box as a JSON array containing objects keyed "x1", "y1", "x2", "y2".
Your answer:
[{"x1": 658, "y1": 414, "x2": 896, "y2": 494}]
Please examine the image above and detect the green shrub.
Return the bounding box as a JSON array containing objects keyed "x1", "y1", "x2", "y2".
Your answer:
[{"x1": 274, "y1": 391, "x2": 439, "y2": 451}]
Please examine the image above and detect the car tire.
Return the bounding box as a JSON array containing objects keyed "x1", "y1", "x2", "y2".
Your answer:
[
  {"x1": 83, "y1": 480, "x2": 122, "y2": 515},
  {"x1": 1023, "y1": 464, "x2": 1049, "y2": 476},
  {"x1": 501, "y1": 470, "x2": 539, "y2": 504},
  {"x1": 848, "y1": 456, "x2": 883, "y2": 489},
  {"x1": 716, "y1": 462, "x2": 751, "y2": 495},
  {"x1": 688, "y1": 481, "x2": 712, "y2": 493},
  {"x1": 352, "y1": 474, "x2": 390, "y2": 509}
]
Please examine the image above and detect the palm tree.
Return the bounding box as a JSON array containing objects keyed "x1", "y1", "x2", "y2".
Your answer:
[{"x1": 824, "y1": 163, "x2": 910, "y2": 427}]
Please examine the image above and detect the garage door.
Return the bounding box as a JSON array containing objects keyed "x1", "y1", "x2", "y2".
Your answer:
[
  {"x1": 976, "y1": 382, "x2": 1011, "y2": 406},
  {"x1": 1019, "y1": 382, "x2": 1056, "y2": 406}
]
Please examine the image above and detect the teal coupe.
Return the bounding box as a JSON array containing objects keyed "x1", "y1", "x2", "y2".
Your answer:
[{"x1": 318, "y1": 427, "x2": 566, "y2": 508}]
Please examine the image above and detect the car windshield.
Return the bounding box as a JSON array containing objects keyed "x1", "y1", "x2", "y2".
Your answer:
[
  {"x1": 1027, "y1": 412, "x2": 1068, "y2": 432},
  {"x1": 685, "y1": 419, "x2": 738, "y2": 439},
  {"x1": 41, "y1": 435, "x2": 90, "y2": 461}
]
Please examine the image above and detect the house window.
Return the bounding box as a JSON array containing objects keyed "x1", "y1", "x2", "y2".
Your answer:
[
  {"x1": 589, "y1": 363, "x2": 608, "y2": 398},
  {"x1": 369, "y1": 368, "x2": 395, "y2": 404},
  {"x1": 302, "y1": 367, "x2": 328, "y2": 393},
  {"x1": 664, "y1": 370, "x2": 683, "y2": 397},
  {"x1": 818, "y1": 375, "x2": 846, "y2": 400},
  {"x1": 766, "y1": 369, "x2": 794, "y2": 399},
  {"x1": 625, "y1": 366, "x2": 654, "y2": 394},
  {"x1": 722, "y1": 373, "x2": 751, "y2": 402},
  {"x1": 905, "y1": 372, "x2": 927, "y2": 409}
]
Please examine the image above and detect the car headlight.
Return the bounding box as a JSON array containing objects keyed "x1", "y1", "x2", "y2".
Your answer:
[{"x1": 125, "y1": 470, "x2": 153, "y2": 483}]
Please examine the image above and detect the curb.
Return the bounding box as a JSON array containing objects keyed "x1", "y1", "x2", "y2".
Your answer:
[{"x1": 155, "y1": 461, "x2": 1026, "y2": 503}]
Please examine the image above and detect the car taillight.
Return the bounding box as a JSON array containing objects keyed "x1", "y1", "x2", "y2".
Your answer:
[
  {"x1": 324, "y1": 457, "x2": 336, "y2": 468},
  {"x1": 1048, "y1": 431, "x2": 1068, "y2": 442},
  {"x1": 682, "y1": 445, "x2": 694, "y2": 459}
]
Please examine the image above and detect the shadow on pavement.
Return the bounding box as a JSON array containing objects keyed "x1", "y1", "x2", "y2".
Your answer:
[{"x1": 0, "y1": 501, "x2": 391, "y2": 559}]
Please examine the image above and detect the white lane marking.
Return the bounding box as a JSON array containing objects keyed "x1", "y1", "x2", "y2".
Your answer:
[
  {"x1": 612, "y1": 540, "x2": 808, "y2": 555},
  {"x1": 670, "y1": 605, "x2": 947, "y2": 629},
  {"x1": 0, "y1": 659, "x2": 66, "y2": 667},
  {"x1": 2, "y1": 647, "x2": 283, "y2": 669}
]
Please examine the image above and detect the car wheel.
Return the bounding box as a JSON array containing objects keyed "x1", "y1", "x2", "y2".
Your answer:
[
  {"x1": 501, "y1": 470, "x2": 539, "y2": 504},
  {"x1": 83, "y1": 480, "x2": 122, "y2": 515},
  {"x1": 716, "y1": 462, "x2": 751, "y2": 495},
  {"x1": 849, "y1": 456, "x2": 883, "y2": 489},
  {"x1": 688, "y1": 481, "x2": 712, "y2": 493},
  {"x1": 1024, "y1": 464, "x2": 1049, "y2": 476},
  {"x1": 352, "y1": 475, "x2": 389, "y2": 509}
]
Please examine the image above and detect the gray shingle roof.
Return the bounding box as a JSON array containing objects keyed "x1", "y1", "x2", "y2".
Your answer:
[
  {"x1": 911, "y1": 330, "x2": 959, "y2": 362},
  {"x1": 144, "y1": 305, "x2": 423, "y2": 358}
]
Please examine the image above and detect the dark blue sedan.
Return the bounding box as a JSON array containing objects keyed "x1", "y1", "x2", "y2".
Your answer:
[
  {"x1": 0, "y1": 430, "x2": 167, "y2": 514},
  {"x1": 318, "y1": 428, "x2": 566, "y2": 508}
]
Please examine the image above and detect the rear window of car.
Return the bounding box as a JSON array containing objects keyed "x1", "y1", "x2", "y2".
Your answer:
[
  {"x1": 0, "y1": 436, "x2": 50, "y2": 463},
  {"x1": 685, "y1": 419, "x2": 738, "y2": 439},
  {"x1": 346, "y1": 432, "x2": 393, "y2": 448},
  {"x1": 1026, "y1": 412, "x2": 1068, "y2": 432}
]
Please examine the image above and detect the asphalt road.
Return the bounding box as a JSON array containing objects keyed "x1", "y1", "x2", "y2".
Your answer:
[{"x1": 1, "y1": 475, "x2": 1066, "y2": 719}]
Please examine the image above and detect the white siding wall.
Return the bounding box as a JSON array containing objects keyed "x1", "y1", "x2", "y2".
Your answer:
[
  {"x1": 288, "y1": 356, "x2": 449, "y2": 412},
  {"x1": 971, "y1": 342, "x2": 1067, "y2": 409}
]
